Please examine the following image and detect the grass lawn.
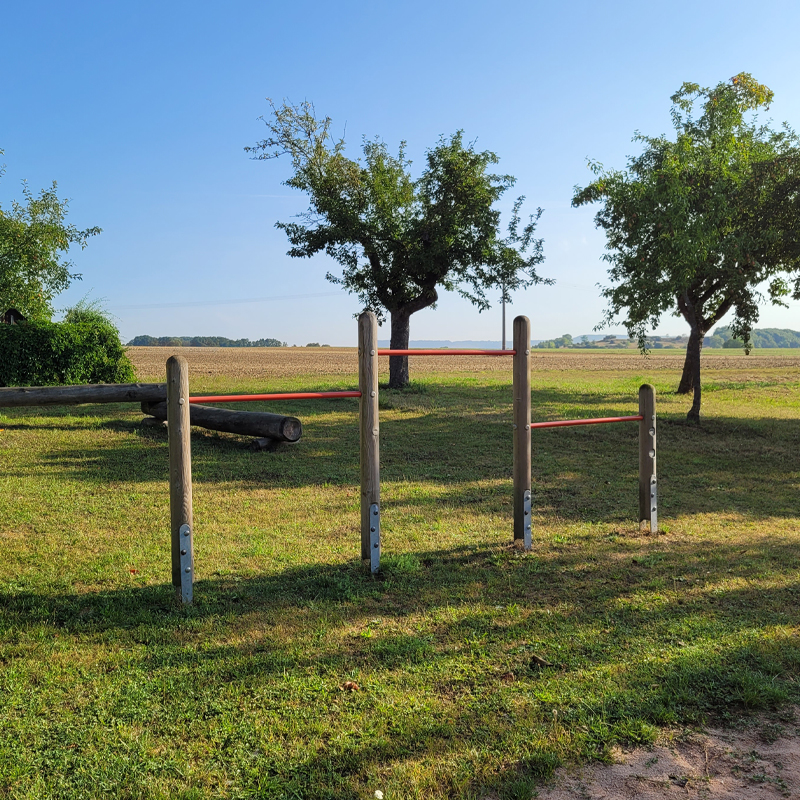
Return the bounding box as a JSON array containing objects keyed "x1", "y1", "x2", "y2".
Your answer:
[{"x1": 0, "y1": 349, "x2": 798, "y2": 799}]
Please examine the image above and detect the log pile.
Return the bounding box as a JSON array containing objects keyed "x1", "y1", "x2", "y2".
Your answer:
[{"x1": 0, "y1": 382, "x2": 302, "y2": 448}]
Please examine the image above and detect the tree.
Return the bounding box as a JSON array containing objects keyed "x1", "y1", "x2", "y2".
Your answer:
[
  {"x1": 0, "y1": 153, "x2": 100, "y2": 321},
  {"x1": 572, "y1": 74, "x2": 800, "y2": 422},
  {"x1": 247, "y1": 101, "x2": 549, "y2": 387}
]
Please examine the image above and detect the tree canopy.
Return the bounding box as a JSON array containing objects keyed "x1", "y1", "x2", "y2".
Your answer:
[
  {"x1": 0, "y1": 153, "x2": 100, "y2": 321},
  {"x1": 572, "y1": 74, "x2": 800, "y2": 421},
  {"x1": 247, "y1": 101, "x2": 549, "y2": 387}
]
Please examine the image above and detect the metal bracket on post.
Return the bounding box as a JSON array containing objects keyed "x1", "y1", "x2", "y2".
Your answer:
[
  {"x1": 649, "y1": 477, "x2": 658, "y2": 534},
  {"x1": 523, "y1": 490, "x2": 532, "y2": 551},
  {"x1": 369, "y1": 503, "x2": 380, "y2": 574},
  {"x1": 179, "y1": 523, "x2": 193, "y2": 604}
]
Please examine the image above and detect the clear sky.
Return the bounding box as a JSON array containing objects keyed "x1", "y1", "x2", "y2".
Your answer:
[{"x1": 2, "y1": 0, "x2": 798, "y2": 346}]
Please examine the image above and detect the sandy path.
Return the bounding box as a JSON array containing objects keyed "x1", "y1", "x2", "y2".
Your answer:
[{"x1": 538, "y1": 710, "x2": 800, "y2": 799}]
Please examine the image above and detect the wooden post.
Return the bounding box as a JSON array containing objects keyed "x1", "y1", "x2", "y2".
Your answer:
[
  {"x1": 359, "y1": 311, "x2": 380, "y2": 572},
  {"x1": 638, "y1": 384, "x2": 657, "y2": 533},
  {"x1": 167, "y1": 356, "x2": 194, "y2": 603},
  {"x1": 513, "y1": 316, "x2": 532, "y2": 550}
]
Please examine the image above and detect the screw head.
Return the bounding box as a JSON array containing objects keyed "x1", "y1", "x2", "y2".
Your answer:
[
  {"x1": 370, "y1": 526, "x2": 375, "y2": 532},
  {"x1": 180, "y1": 549, "x2": 187, "y2": 555},
  {"x1": 185, "y1": 567, "x2": 191, "y2": 573}
]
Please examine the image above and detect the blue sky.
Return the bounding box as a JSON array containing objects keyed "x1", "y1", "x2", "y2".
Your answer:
[{"x1": 2, "y1": 0, "x2": 799, "y2": 345}]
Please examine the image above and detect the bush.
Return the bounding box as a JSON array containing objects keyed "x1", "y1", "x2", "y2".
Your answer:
[{"x1": 0, "y1": 321, "x2": 136, "y2": 386}]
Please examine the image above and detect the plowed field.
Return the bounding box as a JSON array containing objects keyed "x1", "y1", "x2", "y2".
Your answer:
[{"x1": 127, "y1": 345, "x2": 800, "y2": 382}]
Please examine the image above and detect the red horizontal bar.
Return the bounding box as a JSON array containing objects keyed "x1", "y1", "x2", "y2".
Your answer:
[
  {"x1": 378, "y1": 349, "x2": 516, "y2": 356},
  {"x1": 531, "y1": 415, "x2": 643, "y2": 429},
  {"x1": 189, "y1": 390, "x2": 362, "y2": 403}
]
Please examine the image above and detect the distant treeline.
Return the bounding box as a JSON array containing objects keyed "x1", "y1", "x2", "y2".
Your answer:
[
  {"x1": 531, "y1": 327, "x2": 800, "y2": 350},
  {"x1": 706, "y1": 327, "x2": 800, "y2": 348},
  {"x1": 127, "y1": 336, "x2": 286, "y2": 348}
]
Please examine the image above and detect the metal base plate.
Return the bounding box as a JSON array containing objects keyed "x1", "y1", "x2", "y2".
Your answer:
[
  {"x1": 523, "y1": 490, "x2": 532, "y2": 551},
  {"x1": 179, "y1": 523, "x2": 193, "y2": 604},
  {"x1": 369, "y1": 504, "x2": 380, "y2": 574}
]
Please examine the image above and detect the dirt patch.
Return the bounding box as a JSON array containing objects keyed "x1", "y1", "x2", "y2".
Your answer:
[{"x1": 538, "y1": 710, "x2": 800, "y2": 799}]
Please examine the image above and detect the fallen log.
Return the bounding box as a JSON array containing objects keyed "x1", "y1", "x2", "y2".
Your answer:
[
  {"x1": 0, "y1": 383, "x2": 166, "y2": 407},
  {"x1": 141, "y1": 401, "x2": 302, "y2": 443}
]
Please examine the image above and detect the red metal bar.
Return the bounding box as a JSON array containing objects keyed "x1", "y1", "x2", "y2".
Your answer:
[
  {"x1": 189, "y1": 390, "x2": 362, "y2": 403},
  {"x1": 531, "y1": 415, "x2": 643, "y2": 429},
  {"x1": 377, "y1": 349, "x2": 516, "y2": 356}
]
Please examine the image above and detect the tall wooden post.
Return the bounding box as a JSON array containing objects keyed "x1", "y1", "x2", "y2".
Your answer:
[
  {"x1": 512, "y1": 316, "x2": 532, "y2": 550},
  {"x1": 359, "y1": 311, "x2": 380, "y2": 572},
  {"x1": 638, "y1": 384, "x2": 657, "y2": 533},
  {"x1": 167, "y1": 356, "x2": 194, "y2": 603}
]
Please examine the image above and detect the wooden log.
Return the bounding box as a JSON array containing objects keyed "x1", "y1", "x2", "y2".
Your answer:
[
  {"x1": 167, "y1": 356, "x2": 193, "y2": 604},
  {"x1": 0, "y1": 382, "x2": 166, "y2": 407},
  {"x1": 359, "y1": 311, "x2": 380, "y2": 569},
  {"x1": 513, "y1": 316, "x2": 532, "y2": 550},
  {"x1": 638, "y1": 384, "x2": 657, "y2": 533},
  {"x1": 142, "y1": 401, "x2": 302, "y2": 442}
]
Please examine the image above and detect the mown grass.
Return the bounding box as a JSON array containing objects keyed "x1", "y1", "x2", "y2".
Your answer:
[{"x1": 0, "y1": 352, "x2": 799, "y2": 799}]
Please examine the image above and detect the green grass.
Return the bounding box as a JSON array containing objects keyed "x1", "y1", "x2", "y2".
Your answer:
[{"x1": 0, "y1": 360, "x2": 799, "y2": 799}]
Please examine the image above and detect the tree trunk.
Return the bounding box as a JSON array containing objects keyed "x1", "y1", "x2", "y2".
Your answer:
[
  {"x1": 677, "y1": 327, "x2": 704, "y2": 395},
  {"x1": 675, "y1": 290, "x2": 708, "y2": 423},
  {"x1": 685, "y1": 326, "x2": 703, "y2": 423},
  {"x1": 388, "y1": 310, "x2": 411, "y2": 389}
]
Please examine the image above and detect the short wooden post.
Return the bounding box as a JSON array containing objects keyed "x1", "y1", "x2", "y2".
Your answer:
[
  {"x1": 359, "y1": 311, "x2": 380, "y2": 572},
  {"x1": 638, "y1": 384, "x2": 657, "y2": 533},
  {"x1": 167, "y1": 356, "x2": 194, "y2": 603},
  {"x1": 513, "y1": 316, "x2": 532, "y2": 550}
]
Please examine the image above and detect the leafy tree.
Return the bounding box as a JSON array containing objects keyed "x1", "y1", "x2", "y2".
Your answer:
[
  {"x1": 0, "y1": 153, "x2": 100, "y2": 320},
  {"x1": 247, "y1": 101, "x2": 549, "y2": 387},
  {"x1": 573, "y1": 74, "x2": 800, "y2": 421}
]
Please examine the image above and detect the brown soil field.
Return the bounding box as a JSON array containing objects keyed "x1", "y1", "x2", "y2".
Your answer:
[{"x1": 127, "y1": 346, "x2": 800, "y2": 382}]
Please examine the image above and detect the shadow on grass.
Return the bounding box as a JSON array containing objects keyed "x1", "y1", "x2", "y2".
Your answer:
[
  {"x1": 3, "y1": 381, "x2": 795, "y2": 522},
  {"x1": 1, "y1": 535, "x2": 799, "y2": 797}
]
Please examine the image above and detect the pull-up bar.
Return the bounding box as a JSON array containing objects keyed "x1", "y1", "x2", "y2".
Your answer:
[
  {"x1": 531, "y1": 414, "x2": 644, "y2": 429},
  {"x1": 189, "y1": 390, "x2": 362, "y2": 403},
  {"x1": 377, "y1": 349, "x2": 516, "y2": 356},
  {"x1": 164, "y1": 314, "x2": 656, "y2": 603}
]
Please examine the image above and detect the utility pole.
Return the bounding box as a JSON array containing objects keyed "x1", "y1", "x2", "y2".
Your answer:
[{"x1": 501, "y1": 285, "x2": 507, "y2": 350}]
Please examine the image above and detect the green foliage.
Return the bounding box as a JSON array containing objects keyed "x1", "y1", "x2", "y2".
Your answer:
[
  {"x1": 61, "y1": 297, "x2": 117, "y2": 328},
  {"x1": 573, "y1": 73, "x2": 800, "y2": 419},
  {"x1": 0, "y1": 151, "x2": 100, "y2": 320},
  {"x1": 708, "y1": 325, "x2": 800, "y2": 348},
  {"x1": 0, "y1": 320, "x2": 135, "y2": 386},
  {"x1": 126, "y1": 335, "x2": 286, "y2": 347},
  {"x1": 536, "y1": 333, "x2": 574, "y2": 349}
]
